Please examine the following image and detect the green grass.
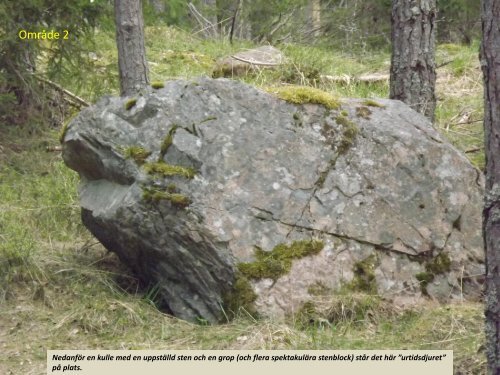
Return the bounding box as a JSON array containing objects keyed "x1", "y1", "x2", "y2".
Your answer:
[
  {"x1": 434, "y1": 40, "x2": 484, "y2": 169},
  {"x1": 0, "y1": 27, "x2": 487, "y2": 374}
]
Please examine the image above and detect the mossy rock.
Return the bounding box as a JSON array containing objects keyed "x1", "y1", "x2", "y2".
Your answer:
[
  {"x1": 166, "y1": 183, "x2": 177, "y2": 193},
  {"x1": 59, "y1": 122, "x2": 70, "y2": 144},
  {"x1": 416, "y1": 252, "x2": 452, "y2": 295},
  {"x1": 294, "y1": 294, "x2": 384, "y2": 329},
  {"x1": 160, "y1": 125, "x2": 179, "y2": 159},
  {"x1": 426, "y1": 252, "x2": 452, "y2": 274},
  {"x1": 125, "y1": 98, "x2": 137, "y2": 110},
  {"x1": 143, "y1": 161, "x2": 196, "y2": 179},
  {"x1": 347, "y1": 254, "x2": 379, "y2": 294},
  {"x1": 356, "y1": 106, "x2": 372, "y2": 119},
  {"x1": 238, "y1": 239, "x2": 324, "y2": 281},
  {"x1": 416, "y1": 272, "x2": 434, "y2": 296},
  {"x1": 221, "y1": 272, "x2": 258, "y2": 319},
  {"x1": 335, "y1": 114, "x2": 359, "y2": 155},
  {"x1": 143, "y1": 188, "x2": 191, "y2": 208},
  {"x1": 363, "y1": 99, "x2": 385, "y2": 108},
  {"x1": 266, "y1": 86, "x2": 341, "y2": 110},
  {"x1": 124, "y1": 146, "x2": 152, "y2": 165},
  {"x1": 307, "y1": 281, "x2": 332, "y2": 296},
  {"x1": 151, "y1": 81, "x2": 165, "y2": 89}
]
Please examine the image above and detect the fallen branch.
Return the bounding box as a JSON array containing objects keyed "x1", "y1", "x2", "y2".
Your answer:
[
  {"x1": 320, "y1": 73, "x2": 389, "y2": 84},
  {"x1": 35, "y1": 76, "x2": 90, "y2": 107},
  {"x1": 188, "y1": 2, "x2": 217, "y2": 38},
  {"x1": 46, "y1": 145, "x2": 62, "y2": 152},
  {"x1": 230, "y1": 55, "x2": 283, "y2": 66},
  {"x1": 465, "y1": 147, "x2": 483, "y2": 154}
]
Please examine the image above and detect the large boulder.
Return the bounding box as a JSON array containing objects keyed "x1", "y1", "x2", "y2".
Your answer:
[{"x1": 62, "y1": 78, "x2": 484, "y2": 323}]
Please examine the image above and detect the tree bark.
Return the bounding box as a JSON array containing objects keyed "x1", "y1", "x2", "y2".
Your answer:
[
  {"x1": 148, "y1": 0, "x2": 165, "y2": 13},
  {"x1": 481, "y1": 1, "x2": 500, "y2": 373},
  {"x1": 114, "y1": 0, "x2": 150, "y2": 97},
  {"x1": 390, "y1": 0, "x2": 437, "y2": 121},
  {"x1": 311, "y1": 0, "x2": 321, "y2": 37},
  {"x1": 202, "y1": 0, "x2": 218, "y2": 26}
]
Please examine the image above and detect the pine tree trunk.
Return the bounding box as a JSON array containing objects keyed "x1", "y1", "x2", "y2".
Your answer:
[
  {"x1": 311, "y1": 0, "x2": 321, "y2": 37},
  {"x1": 148, "y1": 0, "x2": 165, "y2": 13},
  {"x1": 481, "y1": 1, "x2": 500, "y2": 373},
  {"x1": 390, "y1": 0, "x2": 437, "y2": 121},
  {"x1": 115, "y1": 0, "x2": 150, "y2": 97},
  {"x1": 202, "y1": 0, "x2": 218, "y2": 26}
]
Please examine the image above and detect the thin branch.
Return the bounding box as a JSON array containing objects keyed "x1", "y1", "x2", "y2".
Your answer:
[
  {"x1": 188, "y1": 2, "x2": 217, "y2": 38},
  {"x1": 230, "y1": 55, "x2": 282, "y2": 66},
  {"x1": 34, "y1": 75, "x2": 90, "y2": 107},
  {"x1": 465, "y1": 147, "x2": 483, "y2": 154},
  {"x1": 229, "y1": 0, "x2": 242, "y2": 45}
]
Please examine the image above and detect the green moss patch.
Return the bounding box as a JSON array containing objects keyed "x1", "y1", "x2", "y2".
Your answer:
[
  {"x1": 59, "y1": 122, "x2": 70, "y2": 144},
  {"x1": 347, "y1": 254, "x2": 378, "y2": 294},
  {"x1": 124, "y1": 146, "x2": 152, "y2": 165},
  {"x1": 160, "y1": 125, "x2": 179, "y2": 159},
  {"x1": 416, "y1": 272, "x2": 434, "y2": 296},
  {"x1": 294, "y1": 294, "x2": 385, "y2": 329},
  {"x1": 363, "y1": 99, "x2": 385, "y2": 108},
  {"x1": 166, "y1": 183, "x2": 177, "y2": 193},
  {"x1": 143, "y1": 188, "x2": 191, "y2": 208},
  {"x1": 221, "y1": 272, "x2": 258, "y2": 319},
  {"x1": 426, "y1": 252, "x2": 452, "y2": 274},
  {"x1": 151, "y1": 81, "x2": 165, "y2": 89},
  {"x1": 143, "y1": 161, "x2": 195, "y2": 179},
  {"x1": 125, "y1": 98, "x2": 137, "y2": 110},
  {"x1": 307, "y1": 281, "x2": 331, "y2": 296},
  {"x1": 416, "y1": 252, "x2": 452, "y2": 295},
  {"x1": 238, "y1": 240, "x2": 324, "y2": 281},
  {"x1": 335, "y1": 115, "x2": 359, "y2": 155},
  {"x1": 355, "y1": 106, "x2": 372, "y2": 119},
  {"x1": 267, "y1": 86, "x2": 341, "y2": 110}
]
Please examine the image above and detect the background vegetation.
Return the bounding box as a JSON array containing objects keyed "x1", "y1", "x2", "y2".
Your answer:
[{"x1": 0, "y1": 1, "x2": 485, "y2": 373}]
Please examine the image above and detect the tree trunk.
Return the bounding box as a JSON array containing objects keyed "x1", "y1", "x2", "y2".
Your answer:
[
  {"x1": 390, "y1": 0, "x2": 437, "y2": 121},
  {"x1": 202, "y1": 0, "x2": 218, "y2": 26},
  {"x1": 311, "y1": 0, "x2": 321, "y2": 37},
  {"x1": 114, "y1": 0, "x2": 150, "y2": 97},
  {"x1": 148, "y1": 0, "x2": 165, "y2": 13},
  {"x1": 481, "y1": 1, "x2": 500, "y2": 373}
]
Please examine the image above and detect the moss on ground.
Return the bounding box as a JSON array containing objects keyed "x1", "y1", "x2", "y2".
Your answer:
[
  {"x1": 238, "y1": 240, "x2": 324, "y2": 281},
  {"x1": 294, "y1": 294, "x2": 384, "y2": 329}
]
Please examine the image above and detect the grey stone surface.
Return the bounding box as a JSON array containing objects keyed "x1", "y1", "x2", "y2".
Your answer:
[{"x1": 62, "y1": 77, "x2": 484, "y2": 322}]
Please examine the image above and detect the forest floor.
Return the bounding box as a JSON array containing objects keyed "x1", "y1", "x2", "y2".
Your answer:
[{"x1": 0, "y1": 26, "x2": 486, "y2": 374}]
